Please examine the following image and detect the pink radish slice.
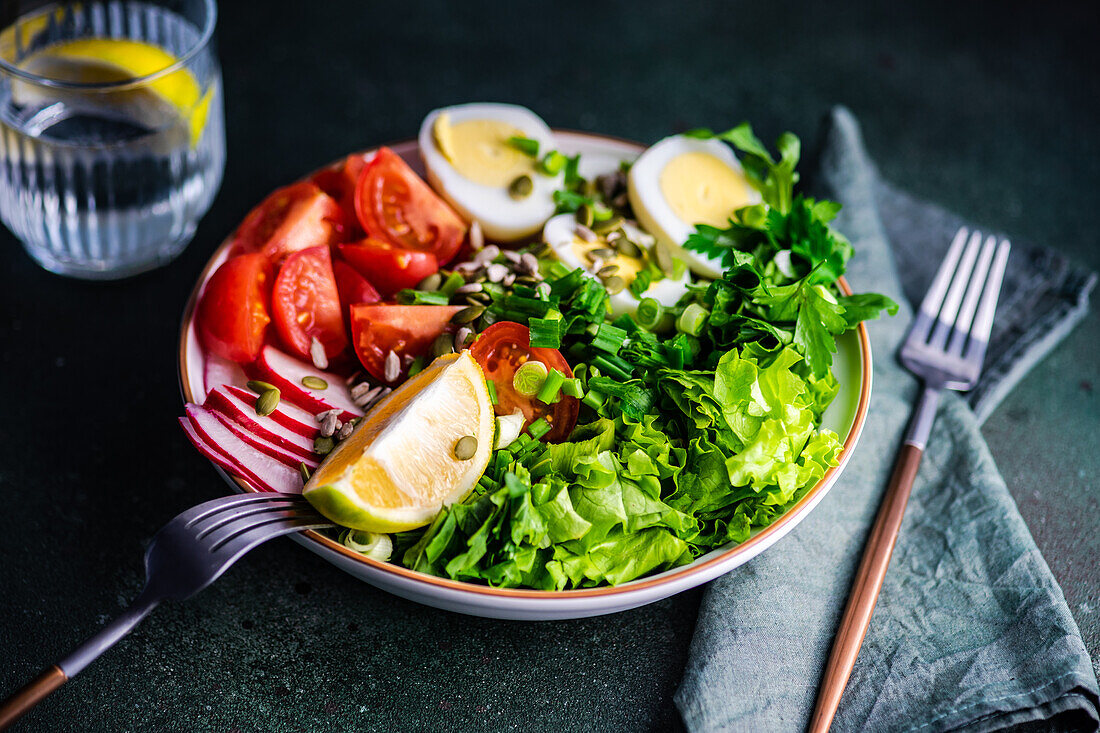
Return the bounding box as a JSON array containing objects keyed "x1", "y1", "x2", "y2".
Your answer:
[
  {"x1": 209, "y1": 409, "x2": 318, "y2": 469},
  {"x1": 179, "y1": 417, "x2": 263, "y2": 493},
  {"x1": 246, "y1": 346, "x2": 361, "y2": 420},
  {"x1": 184, "y1": 405, "x2": 305, "y2": 493},
  {"x1": 206, "y1": 387, "x2": 318, "y2": 459},
  {"x1": 223, "y1": 384, "x2": 319, "y2": 439},
  {"x1": 203, "y1": 353, "x2": 247, "y2": 397}
]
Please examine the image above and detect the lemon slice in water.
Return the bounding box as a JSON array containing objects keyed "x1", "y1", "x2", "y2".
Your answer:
[{"x1": 304, "y1": 352, "x2": 495, "y2": 533}]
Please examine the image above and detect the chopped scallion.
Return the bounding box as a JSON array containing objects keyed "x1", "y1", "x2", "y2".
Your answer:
[
  {"x1": 507, "y1": 135, "x2": 540, "y2": 158},
  {"x1": 529, "y1": 316, "x2": 562, "y2": 348},
  {"x1": 561, "y1": 377, "x2": 584, "y2": 399},
  {"x1": 591, "y1": 323, "x2": 628, "y2": 354},
  {"x1": 512, "y1": 360, "x2": 548, "y2": 396},
  {"x1": 486, "y1": 379, "x2": 498, "y2": 405},
  {"x1": 677, "y1": 303, "x2": 710, "y2": 336},
  {"x1": 635, "y1": 298, "x2": 664, "y2": 329},
  {"x1": 539, "y1": 150, "x2": 567, "y2": 176},
  {"x1": 439, "y1": 271, "x2": 466, "y2": 297},
  {"x1": 396, "y1": 289, "x2": 450, "y2": 305},
  {"x1": 536, "y1": 369, "x2": 566, "y2": 404},
  {"x1": 527, "y1": 417, "x2": 551, "y2": 440}
]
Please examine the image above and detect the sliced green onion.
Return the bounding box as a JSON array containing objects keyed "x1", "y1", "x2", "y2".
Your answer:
[
  {"x1": 396, "y1": 289, "x2": 450, "y2": 305},
  {"x1": 539, "y1": 150, "x2": 567, "y2": 176},
  {"x1": 611, "y1": 313, "x2": 638, "y2": 334},
  {"x1": 528, "y1": 316, "x2": 561, "y2": 348},
  {"x1": 507, "y1": 135, "x2": 540, "y2": 157},
  {"x1": 527, "y1": 417, "x2": 551, "y2": 440},
  {"x1": 513, "y1": 360, "x2": 548, "y2": 396},
  {"x1": 503, "y1": 294, "x2": 554, "y2": 318},
  {"x1": 581, "y1": 390, "x2": 606, "y2": 410},
  {"x1": 561, "y1": 377, "x2": 584, "y2": 399},
  {"x1": 563, "y1": 154, "x2": 582, "y2": 187},
  {"x1": 635, "y1": 297, "x2": 664, "y2": 329},
  {"x1": 591, "y1": 323, "x2": 628, "y2": 354},
  {"x1": 590, "y1": 354, "x2": 632, "y2": 381},
  {"x1": 536, "y1": 369, "x2": 566, "y2": 404},
  {"x1": 677, "y1": 303, "x2": 710, "y2": 336},
  {"x1": 486, "y1": 379, "x2": 498, "y2": 405},
  {"x1": 439, "y1": 271, "x2": 466, "y2": 297}
]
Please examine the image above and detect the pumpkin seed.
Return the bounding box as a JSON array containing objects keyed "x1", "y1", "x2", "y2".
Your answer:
[
  {"x1": 299, "y1": 462, "x2": 311, "y2": 482},
  {"x1": 453, "y1": 435, "x2": 479, "y2": 461},
  {"x1": 255, "y1": 389, "x2": 280, "y2": 417},
  {"x1": 432, "y1": 333, "x2": 455, "y2": 358},
  {"x1": 616, "y1": 238, "x2": 642, "y2": 257},
  {"x1": 452, "y1": 305, "x2": 486, "y2": 324},
  {"x1": 246, "y1": 380, "x2": 277, "y2": 395},
  {"x1": 313, "y1": 436, "x2": 335, "y2": 456},
  {"x1": 589, "y1": 247, "x2": 616, "y2": 260},
  {"x1": 575, "y1": 203, "x2": 595, "y2": 227},
  {"x1": 515, "y1": 275, "x2": 540, "y2": 286},
  {"x1": 597, "y1": 264, "x2": 620, "y2": 278},
  {"x1": 654, "y1": 241, "x2": 677, "y2": 275},
  {"x1": 603, "y1": 275, "x2": 626, "y2": 294},
  {"x1": 417, "y1": 273, "x2": 443, "y2": 291},
  {"x1": 301, "y1": 375, "x2": 328, "y2": 390},
  {"x1": 508, "y1": 174, "x2": 533, "y2": 200},
  {"x1": 593, "y1": 215, "x2": 623, "y2": 235},
  {"x1": 464, "y1": 293, "x2": 490, "y2": 307}
]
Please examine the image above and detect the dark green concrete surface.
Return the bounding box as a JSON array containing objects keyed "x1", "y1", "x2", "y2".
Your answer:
[{"x1": 1, "y1": 1, "x2": 1096, "y2": 730}]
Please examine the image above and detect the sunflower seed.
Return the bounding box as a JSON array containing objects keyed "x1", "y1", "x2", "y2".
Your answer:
[
  {"x1": 453, "y1": 261, "x2": 481, "y2": 274},
  {"x1": 336, "y1": 421, "x2": 355, "y2": 440},
  {"x1": 417, "y1": 272, "x2": 443, "y2": 291},
  {"x1": 597, "y1": 264, "x2": 620, "y2": 278},
  {"x1": 301, "y1": 375, "x2": 328, "y2": 390},
  {"x1": 354, "y1": 385, "x2": 383, "y2": 407},
  {"x1": 309, "y1": 337, "x2": 329, "y2": 370},
  {"x1": 320, "y1": 411, "x2": 340, "y2": 438},
  {"x1": 315, "y1": 408, "x2": 339, "y2": 424},
  {"x1": 255, "y1": 389, "x2": 280, "y2": 417},
  {"x1": 486, "y1": 263, "x2": 508, "y2": 283},
  {"x1": 350, "y1": 382, "x2": 375, "y2": 399},
  {"x1": 344, "y1": 370, "x2": 362, "y2": 386},
  {"x1": 432, "y1": 333, "x2": 455, "y2": 358},
  {"x1": 454, "y1": 326, "x2": 474, "y2": 352},
  {"x1": 574, "y1": 224, "x2": 597, "y2": 242},
  {"x1": 473, "y1": 245, "x2": 500, "y2": 265},
  {"x1": 383, "y1": 350, "x2": 401, "y2": 382},
  {"x1": 502, "y1": 272, "x2": 516, "y2": 287},
  {"x1": 603, "y1": 275, "x2": 626, "y2": 294},
  {"x1": 519, "y1": 252, "x2": 540, "y2": 275},
  {"x1": 246, "y1": 380, "x2": 277, "y2": 395},
  {"x1": 453, "y1": 435, "x2": 479, "y2": 460},
  {"x1": 469, "y1": 221, "x2": 484, "y2": 251},
  {"x1": 313, "y1": 436, "x2": 334, "y2": 456},
  {"x1": 402, "y1": 353, "x2": 415, "y2": 367},
  {"x1": 454, "y1": 282, "x2": 483, "y2": 295},
  {"x1": 612, "y1": 192, "x2": 630, "y2": 209},
  {"x1": 452, "y1": 305, "x2": 486, "y2": 324},
  {"x1": 502, "y1": 250, "x2": 522, "y2": 265}
]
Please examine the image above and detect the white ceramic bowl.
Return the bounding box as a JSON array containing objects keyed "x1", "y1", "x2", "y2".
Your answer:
[{"x1": 178, "y1": 132, "x2": 872, "y2": 620}]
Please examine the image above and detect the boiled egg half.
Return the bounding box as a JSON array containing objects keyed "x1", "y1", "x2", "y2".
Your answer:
[
  {"x1": 628, "y1": 135, "x2": 759, "y2": 278},
  {"x1": 542, "y1": 213, "x2": 690, "y2": 318},
  {"x1": 419, "y1": 103, "x2": 559, "y2": 242}
]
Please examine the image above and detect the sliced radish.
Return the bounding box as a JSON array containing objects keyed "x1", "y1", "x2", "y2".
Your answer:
[
  {"x1": 209, "y1": 408, "x2": 318, "y2": 469},
  {"x1": 206, "y1": 386, "x2": 318, "y2": 459},
  {"x1": 203, "y1": 353, "x2": 247, "y2": 397},
  {"x1": 223, "y1": 384, "x2": 319, "y2": 439},
  {"x1": 180, "y1": 416, "x2": 268, "y2": 493},
  {"x1": 184, "y1": 405, "x2": 305, "y2": 494},
  {"x1": 246, "y1": 345, "x2": 361, "y2": 420}
]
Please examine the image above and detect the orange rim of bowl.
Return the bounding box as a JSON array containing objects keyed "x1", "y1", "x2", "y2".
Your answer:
[{"x1": 177, "y1": 131, "x2": 873, "y2": 600}]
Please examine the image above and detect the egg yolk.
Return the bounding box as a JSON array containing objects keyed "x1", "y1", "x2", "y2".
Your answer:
[
  {"x1": 432, "y1": 114, "x2": 535, "y2": 188},
  {"x1": 570, "y1": 238, "x2": 645, "y2": 284},
  {"x1": 659, "y1": 151, "x2": 752, "y2": 228}
]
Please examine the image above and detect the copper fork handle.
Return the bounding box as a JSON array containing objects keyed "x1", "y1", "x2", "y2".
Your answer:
[
  {"x1": 808, "y1": 442, "x2": 925, "y2": 732},
  {"x1": 0, "y1": 665, "x2": 67, "y2": 730}
]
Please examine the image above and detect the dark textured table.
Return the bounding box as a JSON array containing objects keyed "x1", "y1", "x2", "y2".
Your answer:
[{"x1": 1, "y1": 1, "x2": 1096, "y2": 730}]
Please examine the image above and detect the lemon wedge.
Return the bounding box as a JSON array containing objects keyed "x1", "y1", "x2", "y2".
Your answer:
[{"x1": 303, "y1": 352, "x2": 495, "y2": 533}]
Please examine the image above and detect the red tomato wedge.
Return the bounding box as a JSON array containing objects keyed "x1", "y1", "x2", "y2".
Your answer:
[
  {"x1": 470, "y1": 322, "x2": 579, "y2": 442},
  {"x1": 332, "y1": 260, "x2": 381, "y2": 310},
  {"x1": 198, "y1": 253, "x2": 272, "y2": 364},
  {"x1": 234, "y1": 182, "x2": 349, "y2": 263},
  {"x1": 354, "y1": 146, "x2": 467, "y2": 265},
  {"x1": 350, "y1": 304, "x2": 464, "y2": 383},
  {"x1": 271, "y1": 245, "x2": 347, "y2": 361},
  {"x1": 311, "y1": 154, "x2": 368, "y2": 238},
  {"x1": 339, "y1": 238, "x2": 438, "y2": 296}
]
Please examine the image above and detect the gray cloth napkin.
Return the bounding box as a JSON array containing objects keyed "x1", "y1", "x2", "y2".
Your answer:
[{"x1": 675, "y1": 106, "x2": 1099, "y2": 732}]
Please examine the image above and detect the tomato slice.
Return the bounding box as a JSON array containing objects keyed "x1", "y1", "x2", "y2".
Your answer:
[
  {"x1": 354, "y1": 146, "x2": 467, "y2": 265},
  {"x1": 338, "y1": 238, "x2": 438, "y2": 296},
  {"x1": 234, "y1": 181, "x2": 349, "y2": 263},
  {"x1": 311, "y1": 154, "x2": 368, "y2": 239},
  {"x1": 470, "y1": 322, "x2": 579, "y2": 442},
  {"x1": 271, "y1": 245, "x2": 348, "y2": 362},
  {"x1": 350, "y1": 304, "x2": 464, "y2": 383},
  {"x1": 198, "y1": 253, "x2": 272, "y2": 364},
  {"x1": 332, "y1": 260, "x2": 381, "y2": 311}
]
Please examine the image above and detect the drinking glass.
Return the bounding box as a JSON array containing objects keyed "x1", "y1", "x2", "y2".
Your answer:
[{"x1": 0, "y1": 0, "x2": 224, "y2": 279}]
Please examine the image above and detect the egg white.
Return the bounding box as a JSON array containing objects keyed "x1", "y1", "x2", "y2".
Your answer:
[
  {"x1": 627, "y1": 135, "x2": 760, "y2": 278},
  {"x1": 419, "y1": 103, "x2": 559, "y2": 243},
  {"x1": 542, "y1": 213, "x2": 690, "y2": 318}
]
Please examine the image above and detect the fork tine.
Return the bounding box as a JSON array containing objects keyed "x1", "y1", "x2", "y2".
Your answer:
[
  {"x1": 211, "y1": 512, "x2": 330, "y2": 556},
  {"x1": 193, "y1": 499, "x2": 311, "y2": 539},
  {"x1": 171, "y1": 492, "x2": 296, "y2": 530},
  {"x1": 928, "y1": 230, "x2": 983, "y2": 348},
  {"x1": 947, "y1": 235, "x2": 997, "y2": 355},
  {"x1": 199, "y1": 504, "x2": 326, "y2": 552},
  {"x1": 911, "y1": 227, "x2": 969, "y2": 340},
  {"x1": 963, "y1": 239, "x2": 1011, "y2": 365}
]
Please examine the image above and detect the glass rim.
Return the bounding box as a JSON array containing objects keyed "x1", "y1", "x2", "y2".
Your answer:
[{"x1": 0, "y1": 0, "x2": 217, "y2": 90}]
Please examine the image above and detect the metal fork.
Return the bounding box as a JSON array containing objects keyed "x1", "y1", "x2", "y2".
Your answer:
[
  {"x1": 809, "y1": 228, "x2": 1011, "y2": 732},
  {"x1": 0, "y1": 492, "x2": 332, "y2": 730}
]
